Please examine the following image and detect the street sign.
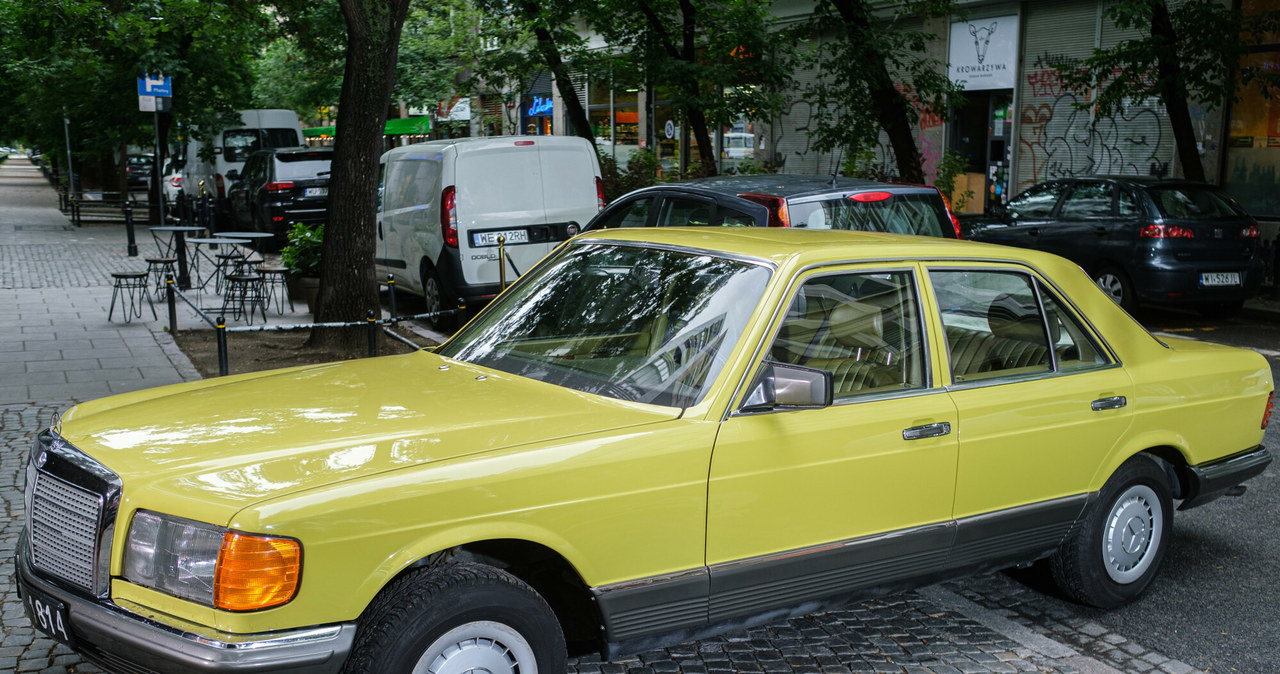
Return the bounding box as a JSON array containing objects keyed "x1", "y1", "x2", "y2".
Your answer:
[
  {"x1": 138, "y1": 95, "x2": 171, "y2": 112},
  {"x1": 137, "y1": 74, "x2": 172, "y2": 97}
]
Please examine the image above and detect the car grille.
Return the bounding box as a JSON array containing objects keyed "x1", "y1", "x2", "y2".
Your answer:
[
  {"x1": 29, "y1": 472, "x2": 102, "y2": 592},
  {"x1": 24, "y1": 431, "x2": 121, "y2": 597}
]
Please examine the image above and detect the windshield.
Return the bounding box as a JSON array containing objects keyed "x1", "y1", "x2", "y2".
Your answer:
[{"x1": 440, "y1": 242, "x2": 772, "y2": 408}]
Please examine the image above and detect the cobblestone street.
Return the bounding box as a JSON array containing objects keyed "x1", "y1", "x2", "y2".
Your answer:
[{"x1": 0, "y1": 156, "x2": 1213, "y2": 673}]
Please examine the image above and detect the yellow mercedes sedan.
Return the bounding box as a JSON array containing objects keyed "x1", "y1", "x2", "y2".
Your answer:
[{"x1": 19, "y1": 228, "x2": 1272, "y2": 674}]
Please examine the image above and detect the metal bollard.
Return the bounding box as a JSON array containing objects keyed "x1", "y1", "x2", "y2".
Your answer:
[
  {"x1": 124, "y1": 201, "x2": 138, "y2": 257},
  {"x1": 386, "y1": 275, "x2": 397, "y2": 324},
  {"x1": 216, "y1": 316, "x2": 229, "y2": 377},
  {"x1": 165, "y1": 274, "x2": 178, "y2": 334},
  {"x1": 497, "y1": 235, "x2": 507, "y2": 291},
  {"x1": 367, "y1": 310, "x2": 378, "y2": 357}
]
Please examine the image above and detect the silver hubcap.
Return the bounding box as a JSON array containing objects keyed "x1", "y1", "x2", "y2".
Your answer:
[
  {"x1": 1094, "y1": 273, "x2": 1124, "y2": 305},
  {"x1": 1102, "y1": 484, "x2": 1163, "y2": 584},
  {"x1": 411, "y1": 620, "x2": 537, "y2": 674}
]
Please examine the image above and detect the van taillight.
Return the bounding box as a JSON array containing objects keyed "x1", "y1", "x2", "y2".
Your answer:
[
  {"x1": 595, "y1": 177, "x2": 606, "y2": 210},
  {"x1": 215, "y1": 174, "x2": 226, "y2": 198},
  {"x1": 1140, "y1": 224, "x2": 1194, "y2": 238},
  {"x1": 738, "y1": 192, "x2": 790, "y2": 227},
  {"x1": 1263, "y1": 392, "x2": 1274, "y2": 429},
  {"x1": 264, "y1": 181, "x2": 295, "y2": 193},
  {"x1": 441, "y1": 186, "x2": 458, "y2": 247}
]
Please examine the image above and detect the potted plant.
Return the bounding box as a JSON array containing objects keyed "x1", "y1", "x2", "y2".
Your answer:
[{"x1": 281, "y1": 222, "x2": 323, "y2": 310}]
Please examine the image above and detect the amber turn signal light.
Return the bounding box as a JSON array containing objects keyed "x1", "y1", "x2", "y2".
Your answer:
[{"x1": 214, "y1": 532, "x2": 301, "y2": 611}]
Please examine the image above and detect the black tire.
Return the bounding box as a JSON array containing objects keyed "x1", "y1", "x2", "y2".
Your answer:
[
  {"x1": 1091, "y1": 266, "x2": 1135, "y2": 312},
  {"x1": 421, "y1": 261, "x2": 457, "y2": 331},
  {"x1": 1049, "y1": 454, "x2": 1173, "y2": 608},
  {"x1": 342, "y1": 562, "x2": 566, "y2": 674}
]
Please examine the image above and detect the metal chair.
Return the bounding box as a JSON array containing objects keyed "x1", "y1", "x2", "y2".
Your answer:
[
  {"x1": 108, "y1": 271, "x2": 157, "y2": 323},
  {"x1": 220, "y1": 273, "x2": 267, "y2": 324},
  {"x1": 256, "y1": 265, "x2": 295, "y2": 315},
  {"x1": 144, "y1": 257, "x2": 177, "y2": 301}
]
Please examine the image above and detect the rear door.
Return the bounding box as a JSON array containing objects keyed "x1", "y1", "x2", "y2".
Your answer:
[{"x1": 455, "y1": 141, "x2": 552, "y2": 287}]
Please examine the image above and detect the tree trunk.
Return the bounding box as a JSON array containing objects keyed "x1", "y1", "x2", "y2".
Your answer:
[
  {"x1": 309, "y1": 0, "x2": 412, "y2": 353},
  {"x1": 1151, "y1": 1, "x2": 1204, "y2": 182},
  {"x1": 828, "y1": 0, "x2": 925, "y2": 183},
  {"x1": 531, "y1": 25, "x2": 595, "y2": 149}
]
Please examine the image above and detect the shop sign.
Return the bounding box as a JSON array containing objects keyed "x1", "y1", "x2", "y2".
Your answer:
[
  {"x1": 949, "y1": 15, "x2": 1019, "y2": 90},
  {"x1": 527, "y1": 95, "x2": 553, "y2": 117}
]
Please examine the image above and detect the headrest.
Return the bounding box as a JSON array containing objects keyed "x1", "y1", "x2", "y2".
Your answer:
[
  {"x1": 987, "y1": 293, "x2": 1049, "y2": 343},
  {"x1": 829, "y1": 300, "x2": 886, "y2": 349}
]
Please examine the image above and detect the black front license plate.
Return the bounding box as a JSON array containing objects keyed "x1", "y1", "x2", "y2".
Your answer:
[{"x1": 23, "y1": 584, "x2": 75, "y2": 647}]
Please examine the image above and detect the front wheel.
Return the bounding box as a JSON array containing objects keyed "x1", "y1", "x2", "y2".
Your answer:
[
  {"x1": 342, "y1": 562, "x2": 566, "y2": 674},
  {"x1": 1049, "y1": 454, "x2": 1173, "y2": 608}
]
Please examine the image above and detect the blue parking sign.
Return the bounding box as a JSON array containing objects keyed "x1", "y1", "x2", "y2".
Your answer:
[{"x1": 137, "y1": 74, "x2": 172, "y2": 97}]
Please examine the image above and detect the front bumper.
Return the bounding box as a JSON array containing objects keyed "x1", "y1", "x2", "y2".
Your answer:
[
  {"x1": 1179, "y1": 445, "x2": 1272, "y2": 510},
  {"x1": 15, "y1": 535, "x2": 355, "y2": 674}
]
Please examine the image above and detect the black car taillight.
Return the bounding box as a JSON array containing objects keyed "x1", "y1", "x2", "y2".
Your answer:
[
  {"x1": 1140, "y1": 224, "x2": 1194, "y2": 239},
  {"x1": 265, "y1": 181, "x2": 295, "y2": 193}
]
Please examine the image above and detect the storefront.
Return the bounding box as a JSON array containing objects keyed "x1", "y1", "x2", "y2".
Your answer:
[{"x1": 947, "y1": 11, "x2": 1019, "y2": 211}]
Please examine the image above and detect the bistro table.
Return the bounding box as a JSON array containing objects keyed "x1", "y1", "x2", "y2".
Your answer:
[
  {"x1": 187, "y1": 237, "x2": 252, "y2": 291},
  {"x1": 148, "y1": 225, "x2": 206, "y2": 289},
  {"x1": 217, "y1": 231, "x2": 275, "y2": 257}
]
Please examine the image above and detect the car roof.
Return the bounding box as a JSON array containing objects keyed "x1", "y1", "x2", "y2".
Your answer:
[
  {"x1": 622, "y1": 174, "x2": 932, "y2": 200},
  {"x1": 576, "y1": 225, "x2": 1036, "y2": 269},
  {"x1": 1060, "y1": 175, "x2": 1213, "y2": 189}
]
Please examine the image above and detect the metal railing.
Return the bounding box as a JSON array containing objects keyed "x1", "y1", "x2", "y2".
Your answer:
[{"x1": 164, "y1": 275, "x2": 464, "y2": 376}]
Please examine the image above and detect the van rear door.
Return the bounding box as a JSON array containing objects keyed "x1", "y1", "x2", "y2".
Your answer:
[{"x1": 454, "y1": 140, "x2": 552, "y2": 288}]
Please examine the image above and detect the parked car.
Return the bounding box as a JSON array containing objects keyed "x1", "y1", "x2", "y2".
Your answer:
[
  {"x1": 19, "y1": 228, "x2": 1272, "y2": 673},
  {"x1": 125, "y1": 154, "x2": 154, "y2": 188},
  {"x1": 160, "y1": 159, "x2": 183, "y2": 204},
  {"x1": 182, "y1": 109, "x2": 305, "y2": 229},
  {"x1": 962, "y1": 176, "x2": 1263, "y2": 316},
  {"x1": 227, "y1": 146, "x2": 333, "y2": 249},
  {"x1": 376, "y1": 135, "x2": 604, "y2": 327},
  {"x1": 584, "y1": 174, "x2": 962, "y2": 238}
]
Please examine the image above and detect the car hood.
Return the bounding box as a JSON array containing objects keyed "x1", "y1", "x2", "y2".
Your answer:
[{"x1": 58, "y1": 351, "x2": 680, "y2": 519}]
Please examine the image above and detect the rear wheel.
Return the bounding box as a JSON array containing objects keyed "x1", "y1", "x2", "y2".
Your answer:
[
  {"x1": 1092, "y1": 267, "x2": 1135, "y2": 312},
  {"x1": 1049, "y1": 454, "x2": 1173, "y2": 608},
  {"x1": 342, "y1": 563, "x2": 565, "y2": 674},
  {"x1": 421, "y1": 261, "x2": 457, "y2": 331}
]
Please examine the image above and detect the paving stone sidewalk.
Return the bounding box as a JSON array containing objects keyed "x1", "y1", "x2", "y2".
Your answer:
[{"x1": 0, "y1": 156, "x2": 1203, "y2": 673}]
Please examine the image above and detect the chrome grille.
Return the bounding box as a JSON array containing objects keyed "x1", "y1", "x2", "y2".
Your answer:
[{"x1": 30, "y1": 472, "x2": 102, "y2": 592}]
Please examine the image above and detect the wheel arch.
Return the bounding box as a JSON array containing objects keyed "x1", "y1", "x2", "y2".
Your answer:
[
  {"x1": 378, "y1": 537, "x2": 603, "y2": 655},
  {"x1": 1093, "y1": 436, "x2": 1193, "y2": 500}
]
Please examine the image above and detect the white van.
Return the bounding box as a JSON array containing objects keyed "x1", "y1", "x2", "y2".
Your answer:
[
  {"x1": 182, "y1": 109, "x2": 304, "y2": 226},
  {"x1": 376, "y1": 136, "x2": 604, "y2": 323}
]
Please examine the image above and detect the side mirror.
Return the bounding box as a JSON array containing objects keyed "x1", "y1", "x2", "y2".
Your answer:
[
  {"x1": 225, "y1": 169, "x2": 240, "y2": 181},
  {"x1": 741, "y1": 362, "x2": 833, "y2": 413}
]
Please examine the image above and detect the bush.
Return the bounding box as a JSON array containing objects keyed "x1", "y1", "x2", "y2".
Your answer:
[
  {"x1": 280, "y1": 222, "x2": 324, "y2": 277},
  {"x1": 598, "y1": 148, "x2": 661, "y2": 201}
]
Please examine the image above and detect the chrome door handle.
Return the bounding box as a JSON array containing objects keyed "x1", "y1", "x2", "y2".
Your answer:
[
  {"x1": 1091, "y1": 396, "x2": 1127, "y2": 411},
  {"x1": 903, "y1": 422, "x2": 952, "y2": 441}
]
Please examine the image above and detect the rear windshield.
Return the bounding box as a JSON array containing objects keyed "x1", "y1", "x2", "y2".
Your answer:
[
  {"x1": 1148, "y1": 186, "x2": 1244, "y2": 219},
  {"x1": 274, "y1": 153, "x2": 332, "y2": 180},
  {"x1": 790, "y1": 192, "x2": 952, "y2": 238}
]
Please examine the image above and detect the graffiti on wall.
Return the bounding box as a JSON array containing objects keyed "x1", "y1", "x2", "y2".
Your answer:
[{"x1": 1018, "y1": 53, "x2": 1170, "y2": 191}]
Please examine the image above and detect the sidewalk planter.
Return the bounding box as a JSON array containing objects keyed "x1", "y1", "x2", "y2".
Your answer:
[
  {"x1": 286, "y1": 275, "x2": 320, "y2": 311},
  {"x1": 281, "y1": 222, "x2": 323, "y2": 312}
]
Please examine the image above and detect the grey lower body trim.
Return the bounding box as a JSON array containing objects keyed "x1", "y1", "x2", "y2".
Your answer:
[
  {"x1": 16, "y1": 538, "x2": 355, "y2": 674},
  {"x1": 595, "y1": 494, "x2": 1092, "y2": 651}
]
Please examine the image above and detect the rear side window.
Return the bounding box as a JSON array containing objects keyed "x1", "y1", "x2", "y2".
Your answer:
[
  {"x1": 273, "y1": 153, "x2": 332, "y2": 180},
  {"x1": 1148, "y1": 186, "x2": 1242, "y2": 219},
  {"x1": 659, "y1": 197, "x2": 716, "y2": 227},
  {"x1": 791, "y1": 193, "x2": 951, "y2": 237},
  {"x1": 263, "y1": 128, "x2": 300, "y2": 149},
  {"x1": 593, "y1": 197, "x2": 655, "y2": 229},
  {"x1": 383, "y1": 158, "x2": 441, "y2": 212}
]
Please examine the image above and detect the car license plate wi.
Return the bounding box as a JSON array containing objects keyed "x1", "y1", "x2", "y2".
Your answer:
[
  {"x1": 472, "y1": 229, "x2": 529, "y2": 247},
  {"x1": 1200, "y1": 272, "x2": 1240, "y2": 287},
  {"x1": 304, "y1": 187, "x2": 328, "y2": 197},
  {"x1": 23, "y1": 585, "x2": 74, "y2": 646}
]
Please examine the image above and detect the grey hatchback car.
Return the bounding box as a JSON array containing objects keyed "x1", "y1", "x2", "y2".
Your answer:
[
  {"x1": 583, "y1": 175, "x2": 961, "y2": 239},
  {"x1": 963, "y1": 176, "x2": 1263, "y2": 317}
]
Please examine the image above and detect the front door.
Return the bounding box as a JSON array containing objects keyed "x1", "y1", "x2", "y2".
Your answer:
[{"x1": 706, "y1": 265, "x2": 959, "y2": 624}]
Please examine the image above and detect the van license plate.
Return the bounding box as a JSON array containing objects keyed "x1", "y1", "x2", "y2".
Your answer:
[
  {"x1": 23, "y1": 586, "x2": 74, "y2": 646},
  {"x1": 304, "y1": 187, "x2": 328, "y2": 197},
  {"x1": 1200, "y1": 272, "x2": 1240, "y2": 287},
  {"x1": 472, "y1": 229, "x2": 529, "y2": 247}
]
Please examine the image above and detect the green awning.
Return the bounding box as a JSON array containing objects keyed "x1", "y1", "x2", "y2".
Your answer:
[{"x1": 302, "y1": 117, "x2": 431, "y2": 139}]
